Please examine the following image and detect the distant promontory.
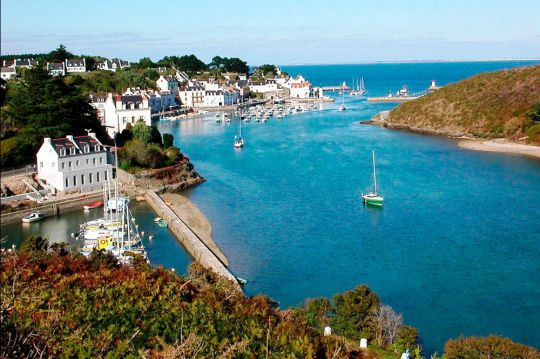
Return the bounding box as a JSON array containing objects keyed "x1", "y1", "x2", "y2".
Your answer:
[{"x1": 384, "y1": 65, "x2": 540, "y2": 145}]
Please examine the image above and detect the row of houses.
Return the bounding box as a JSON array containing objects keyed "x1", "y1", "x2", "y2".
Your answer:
[{"x1": 0, "y1": 57, "x2": 130, "y2": 79}]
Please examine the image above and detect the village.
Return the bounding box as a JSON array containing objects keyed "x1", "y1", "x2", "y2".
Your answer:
[{"x1": 1, "y1": 55, "x2": 332, "y2": 138}]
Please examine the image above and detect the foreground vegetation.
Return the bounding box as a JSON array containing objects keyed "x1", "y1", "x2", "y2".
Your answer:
[
  {"x1": 388, "y1": 65, "x2": 540, "y2": 144},
  {"x1": 2, "y1": 237, "x2": 538, "y2": 358}
]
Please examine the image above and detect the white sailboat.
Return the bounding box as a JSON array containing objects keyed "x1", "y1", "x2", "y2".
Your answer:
[
  {"x1": 234, "y1": 118, "x2": 245, "y2": 149},
  {"x1": 338, "y1": 84, "x2": 346, "y2": 111},
  {"x1": 361, "y1": 150, "x2": 384, "y2": 206},
  {"x1": 358, "y1": 77, "x2": 366, "y2": 95}
]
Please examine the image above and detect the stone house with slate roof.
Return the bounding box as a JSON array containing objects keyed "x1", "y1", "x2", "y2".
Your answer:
[
  {"x1": 65, "y1": 58, "x2": 86, "y2": 73},
  {"x1": 47, "y1": 62, "x2": 66, "y2": 76},
  {"x1": 36, "y1": 133, "x2": 112, "y2": 191}
]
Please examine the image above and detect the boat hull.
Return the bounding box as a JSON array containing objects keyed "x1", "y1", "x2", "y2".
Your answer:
[{"x1": 362, "y1": 195, "x2": 384, "y2": 206}]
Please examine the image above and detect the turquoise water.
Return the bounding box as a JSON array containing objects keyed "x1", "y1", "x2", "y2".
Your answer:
[
  {"x1": 1, "y1": 202, "x2": 193, "y2": 273},
  {"x1": 157, "y1": 61, "x2": 540, "y2": 353}
]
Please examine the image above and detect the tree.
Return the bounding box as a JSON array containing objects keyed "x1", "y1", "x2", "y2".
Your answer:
[
  {"x1": 132, "y1": 121, "x2": 152, "y2": 143},
  {"x1": 258, "y1": 64, "x2": 277, "y2": 77},
  {"x1": 1, "y1": 67, "x2": 106, "y2": 166},
  {"x1": 302, "y1": 298, "x2": 331, "y2": 328},
  {"x1": 84, "y1": 56, "x2": 96, "y2": 71},
  {"x1": 162, "y1": 133, "x2": 174, "y2": 149},
  {"x1": 47, "y1": 44, "x2": 73, "y2": 62},
  {"x1": 374, "y1": 305, "x2": 402, "y2": 348},
  {"x1": 137, "y1": 57, "x2": 156, "y2": 69},
  {"x1": 331, "y1": 285, "x2": 380, "y2": 340}
]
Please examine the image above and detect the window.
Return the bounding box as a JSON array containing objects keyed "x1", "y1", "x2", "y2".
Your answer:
[
  {"x1": 69, "y1": 161, "x2": 72, "y2": 168},
  {"x1": 51, "y1": 162, "x2": 55, "y2": 168},
  {"x1": 93, "y1": 158, "x2": 96, "y2": 166},
  {"x1": 73, "y1": 176, "x2": 77, "y2": 186},
  {"x1": 104, "y1": 171, "x2": 108, "y2": 181},
  {"x1": 96, "y1": 172, "x2": 100, "y2": 182},
  {"x1": 65, "y1": 178, "x2": 69, "y2": 188},
  {"x1": 89, "y1": 173, "x2": 93, "y2": 183},
  {"x1": 99, "y1": 157, "x2": 103, "y2": 164},
  {"x1": 70, "y1": 147, "x2": 75, "y2": 155},
  {"x1": 81, "y1": 175, "x2": 85, "y2": 185},
  {"x1": 86, "y1": 159, "x2": 89, "y2": 164},
  {"x1": 84, "y1": 145, "x2": 89, "y2": 153},
  {"x1": 94, "y1": 145, "x2": 100, "y2": 152},
  {"x1": 40, "y1": 162, "x2": 43, "y2": 168},
  {"x1": 76, "y1": 160, "x2": 79, "y2": 166},
  {"x1": 61, "y1": 162, "x2": 65, "y2": 169},
  {"x1": 60, "y1": 148, "x2": 66, "y2": 156}
]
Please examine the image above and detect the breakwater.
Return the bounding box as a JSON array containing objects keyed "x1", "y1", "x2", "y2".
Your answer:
[{"x1": 144, "y1": 190, "x2": 241, "y2": 290}]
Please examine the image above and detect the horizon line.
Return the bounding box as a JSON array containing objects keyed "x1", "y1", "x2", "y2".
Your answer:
[{"x1": 275, "y1": 58, "x2": 540, "y2": 67}]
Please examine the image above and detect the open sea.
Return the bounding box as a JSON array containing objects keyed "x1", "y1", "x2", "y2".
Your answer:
[{"x1": 3, "y1": 60, "x2": 539, "y2": 354}]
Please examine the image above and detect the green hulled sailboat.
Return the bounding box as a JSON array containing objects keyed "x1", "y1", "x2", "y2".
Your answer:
[{"x1": 362, "y1": 150, "x2": 384, "y2": 206}]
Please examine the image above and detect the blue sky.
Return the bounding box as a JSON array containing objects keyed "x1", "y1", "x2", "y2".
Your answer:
[{"x1": 2, "y1": 0, "x2": 539, "y2": 65}]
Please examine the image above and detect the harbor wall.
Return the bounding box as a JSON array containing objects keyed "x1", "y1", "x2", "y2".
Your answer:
[
  {"x1": 144, "y1": 190, "x2": 241, "y2": 291},
  {"x1": 0, "y1": 192, "x2": 103, "y2": 226}
]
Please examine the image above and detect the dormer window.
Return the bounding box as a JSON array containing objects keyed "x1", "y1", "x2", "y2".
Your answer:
[
  {"x1": 84, "y1": 145, "x2": 90, "y2": 153},
  {"x1": 60, "y1": 148, "x2": 66, "y2": 156},
  {"x1": 70, "y1": 147, "x2": 76, "y2": 155},
  {"x1": 94, "y1": 145, "x2": 100, "y2": 152}
]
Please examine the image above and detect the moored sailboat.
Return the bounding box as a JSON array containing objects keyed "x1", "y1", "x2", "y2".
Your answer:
[{"x1": 362, "y1": 150, "x2": 384, "y2": 206}]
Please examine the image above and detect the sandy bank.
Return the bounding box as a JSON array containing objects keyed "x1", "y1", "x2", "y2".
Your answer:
[
  {"x1": 458, "y1": 139, "x2": 540, "y2": 159},
  {"x1": 159, "y1": 192, "x2": 228, "y2": 266}
]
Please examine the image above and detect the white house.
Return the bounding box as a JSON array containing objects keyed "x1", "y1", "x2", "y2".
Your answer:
[
  {"x1": 37, "y1": 133, "x2": 112, "y2": 192},
  {"x1": 65, "y1": 58, "x2": 86, "y2": 73},
  {"x1": 47, "y1": 62, "x2": 66, "y2": 76},
  {"x1": 179, "y1": 84, "x2": 205, "y2": 108},
  {"x1": 0, "y1": 67, "x2": 16, "y2": 80},
  {"x1": 105, "y1": 93, "x2": 151, "y2": 136},
  {"x1": 285, "y1": 75, "x2": 311, "y2": 99},
  {"x1": 96, "y1": 59, "x2": 114, "y2": 71},
  {"x1": 249, "y1": 79, "x2": 278, "y2": 94},
  {"x1": 112, "y1": 58, "x2": 130, "y2": 70},
  {"x1": 89, "y1": 94, "x2": 107, "y2": 126},
  {"x1": 156, "y1": 75, "x2": 179, "y2": 95},
  {"x1": 2, "y1": 58, "x2": 37, "y2": 69}
]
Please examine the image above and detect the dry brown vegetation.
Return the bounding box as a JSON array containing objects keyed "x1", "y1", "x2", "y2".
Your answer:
[{"x1": 388, "y1": 65, "x2": 540, "y2": 143}]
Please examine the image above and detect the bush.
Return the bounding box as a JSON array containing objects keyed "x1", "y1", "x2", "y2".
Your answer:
[
  {"x1": 162, "y1": 133, "x2": 174, "y2": 149},
  {"x1": 526, "y1": 123, "x2": 540, "y2": 143},
  {"x1": 331, "y1": 284, "x2": 381, "y2": 340},
  {"x1": 444, "y1": 335, "x2": 540, "y2": 359},
  {"x1": 20, "y1": 235, "x2": 49, "y2": 254}
]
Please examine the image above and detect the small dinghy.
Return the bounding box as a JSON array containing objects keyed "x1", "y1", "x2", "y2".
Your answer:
[
  {"x1": 83, "y1": 201, "x2": 104, "y2": 210},
  {"x1": 22, "y1": 212, "x2": 44, "y2": 223}
]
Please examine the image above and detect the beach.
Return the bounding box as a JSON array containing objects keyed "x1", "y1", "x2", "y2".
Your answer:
[
  {"x1": 159, "y1": 192, "x2": 229, "y2": 266},
  {"x1": 458, "y1": 139, "x2": 540, "y2": 159}
]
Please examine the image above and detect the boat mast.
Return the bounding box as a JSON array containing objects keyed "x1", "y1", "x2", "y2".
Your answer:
[{"x1": 372, "y1": 150, "x2": 378, "y2": 194}]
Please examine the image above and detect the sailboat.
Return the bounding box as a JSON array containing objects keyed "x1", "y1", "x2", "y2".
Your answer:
[
  {"x1": 234, "y1": 118, "x2": 245, "y2": 149},
  {"x1": 338, "y1": 87, "x2": 346, "y2": 111},
  {"x1": 358, "y1": 77, "x2": 366, "y2": 95},
  {"x1": 362, "y1": 150, "x2": 384, "y2": 206}
]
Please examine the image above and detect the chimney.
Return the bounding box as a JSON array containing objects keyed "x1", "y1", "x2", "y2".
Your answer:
[
  {"x1": 44, "y1": 137, "x2": 51, "y2": 144},
  {"x1": 66, "y1": 135, "x2": 74, "y2": 143},
  {"x1": 89, "y1": 132, "x2": 96, "y2": 139}
]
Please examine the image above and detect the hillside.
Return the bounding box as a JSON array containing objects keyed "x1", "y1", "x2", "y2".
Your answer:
[
  {"x1": 2, "y1": 238, "x2": 539, "y2": 358},
  {"x1": 387, "y1": 65, "x2": 540, "y2": 144}
]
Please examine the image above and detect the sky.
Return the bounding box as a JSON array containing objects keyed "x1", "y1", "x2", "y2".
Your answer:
[{"x1": 1, "y1": 0, "x2": 539, "y2": 65}]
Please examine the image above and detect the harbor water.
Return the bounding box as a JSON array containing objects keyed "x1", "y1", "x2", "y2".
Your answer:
[
  {"x1": 2, "y1": 61, "x2": 539, "y2": 354},
  {"x1": 159, "y1": 61, "x2": 540, "y2": 353}
]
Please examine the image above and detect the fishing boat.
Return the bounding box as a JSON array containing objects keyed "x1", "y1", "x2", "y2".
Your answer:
[
  {"x1": 362, "y1": 150, "x2": 384, "y2": 206},
  {"x1": 237, "y1": 277, "x2": 248, "y2": 285},
  {"x1": 83, "y1": 201, "x2": 104, "y2": 210},
  {"x1": 22, "y1": 212, "x2": 44, "y2": 223},
  {"x1": 234, "y1": 117, "x2": 245, "y2": 149}
]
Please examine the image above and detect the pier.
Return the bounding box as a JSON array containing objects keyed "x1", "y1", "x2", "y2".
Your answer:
[
  {"x1": 366, "y1": 96, "x2": 419, "y2": 103},
  {"x1": 144, "y1": 191, "x2": 241, "y2": 291},
  {"x1": 321, "y1": 85, "x2": 350, "y2": 92}
]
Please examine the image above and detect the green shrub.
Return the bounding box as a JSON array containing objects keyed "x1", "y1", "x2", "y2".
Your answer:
[{"x1": 444, "y1": 335, "x2": 540, "y2": 359}]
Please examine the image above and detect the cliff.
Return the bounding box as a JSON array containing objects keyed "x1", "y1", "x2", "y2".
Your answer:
[{"x1": 386, "y1": 65, "x2": 540, "y2": 144}]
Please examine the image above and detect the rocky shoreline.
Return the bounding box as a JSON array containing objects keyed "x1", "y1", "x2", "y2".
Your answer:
[{"x1": 361, "y1": 118, "x2": 540, "y2": 159}]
